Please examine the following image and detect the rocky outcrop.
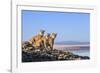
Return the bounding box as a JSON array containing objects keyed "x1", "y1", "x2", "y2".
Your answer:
[{"x1": 22, "y1": 41, "x2": 89, "y2": 62}]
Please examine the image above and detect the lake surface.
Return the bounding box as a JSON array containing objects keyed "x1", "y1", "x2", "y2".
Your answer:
[
  {"x1": 67, "y1": 47, "x2": 90, "y2": 57},
  {"x1": 54, "y1": 45, "x2": 90, "y2": 57}
]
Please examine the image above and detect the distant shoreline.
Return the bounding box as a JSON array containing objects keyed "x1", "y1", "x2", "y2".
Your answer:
[{"x1": 53, "y1": 44, "x2": 90, "y2": 50}]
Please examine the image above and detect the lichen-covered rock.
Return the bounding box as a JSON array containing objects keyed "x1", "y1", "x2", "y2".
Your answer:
[{"x1": 22, "y1": 41, "x2": 90, "y2": 62}]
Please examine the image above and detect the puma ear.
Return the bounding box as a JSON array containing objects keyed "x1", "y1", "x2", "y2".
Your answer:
[
  {"x1": 55, "y1": 33, "x2": 57, "y2": 36},
  {"x1": 50, "y1": 33, "x2": 57, "y2": 38},
  {"x1": 40, "y1": 29, "x2": 45, "y2": 33},
  {"x1": 53, "y1": 33, "x2": 57, "y2": 36},
  {"x1": 45, "y1": 33, "x2": 50, "y2": 36}
]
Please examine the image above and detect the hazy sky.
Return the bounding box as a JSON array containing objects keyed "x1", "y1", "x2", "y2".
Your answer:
[{"x1": 22, "y1": 10, "x2": 90, "y2": 42}]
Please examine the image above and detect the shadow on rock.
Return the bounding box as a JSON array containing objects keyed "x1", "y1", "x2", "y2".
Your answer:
[{"x1": 22, "y1": 41, "x2": 90, "y2": 62}]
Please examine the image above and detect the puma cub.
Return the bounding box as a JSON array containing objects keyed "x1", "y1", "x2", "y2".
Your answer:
[{"x1": 28, "y1": 30, "x2": 45, "y2": 49}]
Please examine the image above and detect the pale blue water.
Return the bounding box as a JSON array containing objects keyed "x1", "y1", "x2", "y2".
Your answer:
[{"x1": 66, "y1": 47, "x2": 90, "y2": 57}]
